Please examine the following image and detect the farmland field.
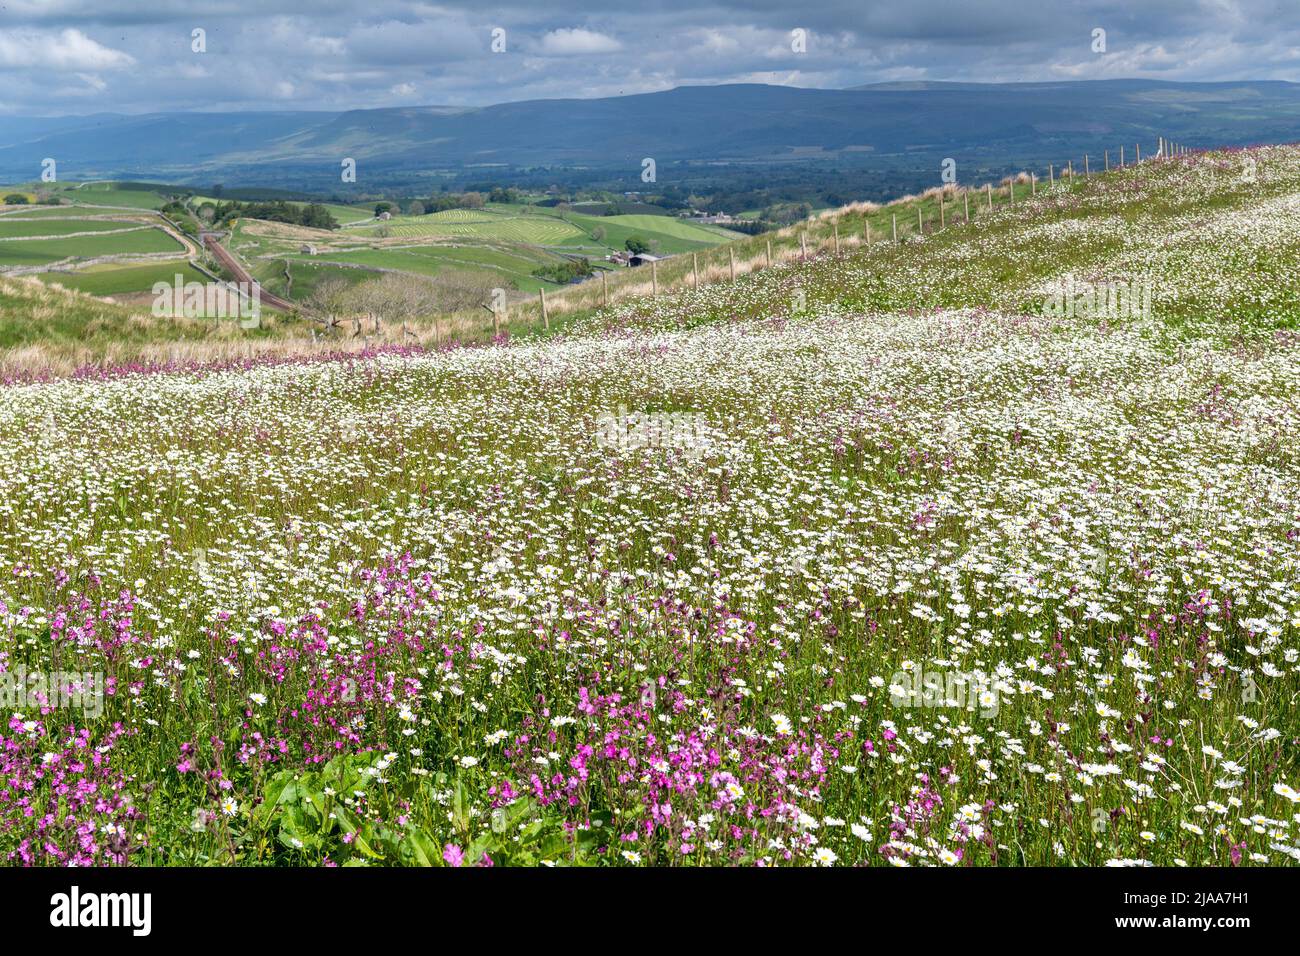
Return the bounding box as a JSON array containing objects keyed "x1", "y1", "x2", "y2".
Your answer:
[
  {"x1": 348, "y1": 204, "x2": 740, "y2": 254},
  {"x1": 600, "y1": 214, "x2": 744, "y2": 241},
  {"x1": 46, "y1": 182, "x2": 172, "y2": 210},
  {"x1": 284, "y1": 243, "x2": 566, "y2": 291},
  {"x1": 37, "y1": 261, "x2": 208, "y2": 297},
  {"x1": 215, "y1": 197, "x2": 745, "y2": 306},
  {"x1": 0, "y1": 217, "x2": 147, "y2": 239},
  {"x1": 0, "y1": 227, "x2": 184, "y2": 267},
  {"x1": 0, "y1": 148, "x2": 1298, "y2": 870},
  {"x1": 367, "y1": 210, "x2": 588, "y2": 244},
  {"x1": 560, "y1": 212, "x2": 739, "y2": 254}
]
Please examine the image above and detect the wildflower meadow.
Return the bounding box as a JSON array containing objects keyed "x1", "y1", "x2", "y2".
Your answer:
[{"x1": 1, "y1": 148, "x2": 1298, "y2": 868}]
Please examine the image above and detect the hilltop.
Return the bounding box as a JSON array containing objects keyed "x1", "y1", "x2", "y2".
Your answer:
[{"x1": 3, "y1": 80, "x2": 1300, "y2": 188}]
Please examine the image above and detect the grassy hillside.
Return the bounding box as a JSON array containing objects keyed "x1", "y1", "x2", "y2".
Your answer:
[
  {"x1": 582, "y1": 147, "x2": 1300, "y2": 337},
  {"x1": 0, "y1": 273, "x2": 291, "y2": 371},
  {"x1": 0, "y1": 145, "x2": 1297, "y2": 867}
]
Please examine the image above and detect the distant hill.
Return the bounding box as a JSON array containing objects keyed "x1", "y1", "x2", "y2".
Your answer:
[{"x1": 2, "y1": 80, "x2": 1299, "y2": 187}]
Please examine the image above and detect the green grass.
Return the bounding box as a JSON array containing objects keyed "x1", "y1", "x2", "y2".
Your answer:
[
  {"x1": 0, "y1": 205, "x2": 87, "y2": 217},
  {"x1": 250, "y1": 259, "x2": 376, "y2": 301},
  {"x1": 190, "y1": 197, "x2": 374, "y2": 225},
  {"x1": 363, "y1": 210, "x2": 587, "y2": 245},
  {"x1": 0, "y1": 217, "x2": 150, "y2": 239},
  {"x1": 0, "y1": 227, "x2": 184, "y2": 267},
  {"x1": 38, "y1": 261, "x2": 208, "y2": 297},
  {"x1": 559, "y1": 212, "x2": 735, "y2": 254},
  {"x1": 3, "y1": 150, "x2": 1300, "y2": 868},
  {"x1": 50, "y1": 182, "x2": 172, "y2": 209},
  {"x1": 601, "y1": 214, "x2": 744, "y2": 241},
  {"x1": 0, "y1": 275, "x2": 289, "y2": 355},
  {"x1": 284, "y1": 242, "x2": 565, "y2": 292}
]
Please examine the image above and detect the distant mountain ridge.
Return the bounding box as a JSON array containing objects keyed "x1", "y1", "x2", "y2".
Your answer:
[{"x1": 2, "y1": 79, "x2": 1299, "y2": 186}]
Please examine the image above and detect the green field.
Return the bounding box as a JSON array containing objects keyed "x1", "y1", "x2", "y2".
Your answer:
[
  {"x1": 0, "y1": 204, "x2": 100, "y2": 218},
  {"x1": 0, "y1": 227, "x2": 184, "y2": 267},
  {"x1": 359, "y1": 209, "x2": 587, "y2": 245},
  {"x1": 0, "y1": 217, "x2": 150, "y2": 239},
  {"x1": 49, "y1": 182, "x2": 172, "y2": 209},
  {"x1": 189, "y1": 197, "x2": 376, "y2": 225},
  {"x1": 38, "y1": 261, "x2": 207, "y2": 297},
  {"x1": 287, "y1": 243, "x2": 567, "y2": 293},
  {"x1": 343, "y1": 203, "x2": 743, "y2": 264},
  {"x1": 250, "y1": 259, "x2": 377, "y2": 301},
  {"x1": 321, "y1": 203, "x2": 389, "y2": 224},
  {"x1": 0, "y1": 179, "x2": 192, "y2": 212},
  {"x1": 559, "y1": 212, "x2": 741, "y2": 254},
  {"x1": 601, "y1": 214, "x2": 742, "y2": 241}
]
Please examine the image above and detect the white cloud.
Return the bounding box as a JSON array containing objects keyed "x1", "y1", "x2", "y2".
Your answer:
[
  {"x1": 0, "y1": 28, "x2": 135, "y2": 71},
  {"x1": 538, "y1": 28, "x2": 622, "y2": 56}
]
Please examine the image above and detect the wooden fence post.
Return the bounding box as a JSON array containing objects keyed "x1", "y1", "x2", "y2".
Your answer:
[
  {"x1": 1031, "y1": 173, "x2": 1036, "y2": 196},
  {"x1": 801, "y1": 232, "x2": 808, "y2": 260},
  {"x1": 692, "y1": 253, "x2": 699, "y2": 289},
  {"x1": 1105, "y1": 150, "x2": 1109, "y2": 171},
  {"x1": 917, "y1": 205, "x2": 923, "y2": 233},
  {"x1": 539, "y1": 287, "x2": 548, "y2": 329},
  {"x1": 601, "y1": 270, "x2": 608, "y2": 307},
  {"x1": 1120, "y1": 145, "x2": 1125, "y2": 166},
  {"x1": 986, "y1": 183, "x2": 992, "y2": 211},
  {"x1": 865, "y1": 220, "x2": 872, "y2": 246},
  {"x1": 1136, "y1": 143, "x2": 1140, "y2": 163},
  {"x1": 939, "y1": 195, "x2": 944, "y2": 229},
  {"x1": 892, "y1": 213, "x2": 898, "y2": 245},
  {"x1": 766, "y1": 239, "x2": 772, "y2": 266},
  {"x1": 1084, "y1": 154, "x2": 1089, "y2": 178},
  {"x1": 651, "y1": 259, "x2": 658, "y2": 296},
  {"x1": 833, "y1": 222, "x2": 840, "y2": 253},
  {"x1": 729, "y1": 246, "x2": 735, "y2": 280},
  {"x1": 964, "y1": 191, "x2": 969, "y2": 222}
]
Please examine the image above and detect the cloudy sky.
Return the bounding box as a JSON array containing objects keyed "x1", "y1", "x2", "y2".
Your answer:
[{"x1": 1, "y1": 0, "x2": 1297, "y2": 115}]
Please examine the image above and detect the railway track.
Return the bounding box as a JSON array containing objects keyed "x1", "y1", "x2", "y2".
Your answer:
[{"x1": 201, "y1": 231, "x2": 299, "y2": 313}]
